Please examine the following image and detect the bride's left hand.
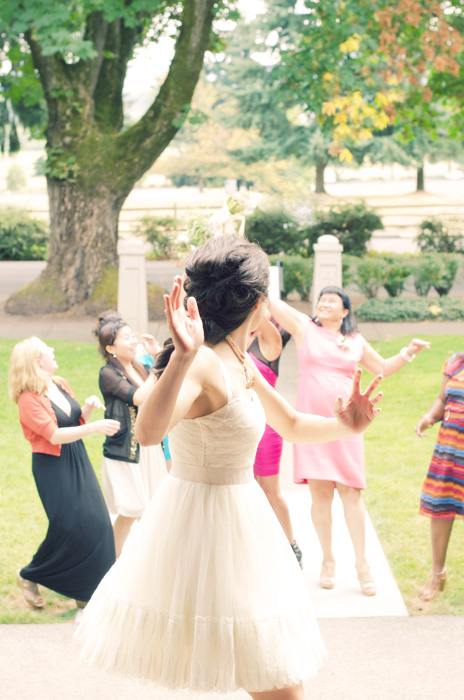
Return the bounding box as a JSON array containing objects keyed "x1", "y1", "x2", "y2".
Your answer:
[{"x1": 333, "y1": 369, "x2": 383, "y2": 434}]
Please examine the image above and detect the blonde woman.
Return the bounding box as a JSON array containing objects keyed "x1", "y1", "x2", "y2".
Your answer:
[{"x1": 9, "y1": 337, "x2": 119, "y2": 610}]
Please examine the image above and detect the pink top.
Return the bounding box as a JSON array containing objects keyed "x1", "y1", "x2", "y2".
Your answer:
[
  {"x1": 249, "y1": 352, "x2": 283, "y2": 477},
  {"x1": 294, "y1": 320, "x2": 366, "y2": 489}
]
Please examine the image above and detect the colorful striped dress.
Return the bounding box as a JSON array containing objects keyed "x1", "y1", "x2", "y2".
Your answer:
[{"x1": 420, "y1": 352, "x2": 464, "y2": 520}]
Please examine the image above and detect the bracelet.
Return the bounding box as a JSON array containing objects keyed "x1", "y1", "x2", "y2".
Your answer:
[{"x1": 400, "y1": 347, "x2": 415, "y2": 362}]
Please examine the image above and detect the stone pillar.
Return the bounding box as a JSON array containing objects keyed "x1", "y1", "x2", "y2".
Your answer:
[
  {"x1": 117, "y1": 239, "x2": 148, "y2": 333},
  {"x1": 312, "y1": 234, "x2": 343, "y2": 315},
  {"x1": 269, "y1": 261, "x2": 284, "y2": 300}
]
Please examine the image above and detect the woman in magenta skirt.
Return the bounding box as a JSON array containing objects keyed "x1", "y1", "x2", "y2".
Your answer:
[{"x1": 248, "y1": 314, "x2": 303, "y2": 566}]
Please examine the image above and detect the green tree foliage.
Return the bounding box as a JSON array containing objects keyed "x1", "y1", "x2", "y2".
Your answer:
[{"x1": 0, "y1": 0, "x2": 236, "y2": 312}]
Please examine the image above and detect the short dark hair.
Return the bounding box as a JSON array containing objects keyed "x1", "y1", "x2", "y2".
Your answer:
[{"x1": 315, "y1": 286, "x2": 357, "y2": 335}]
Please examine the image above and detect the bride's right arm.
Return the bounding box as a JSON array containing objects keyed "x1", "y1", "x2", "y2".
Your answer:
[{"x1": 135, "y1": 276, "x2": 205, "y2": 446}]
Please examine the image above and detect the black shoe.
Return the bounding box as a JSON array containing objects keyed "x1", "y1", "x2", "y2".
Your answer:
[{"x1": 291, "y1": 541, "x2": 303, "y2": 569}]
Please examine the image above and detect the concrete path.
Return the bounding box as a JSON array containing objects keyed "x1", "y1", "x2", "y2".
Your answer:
[{"x1": 2, "y1": 616, "x2": 464, "y2": 700}]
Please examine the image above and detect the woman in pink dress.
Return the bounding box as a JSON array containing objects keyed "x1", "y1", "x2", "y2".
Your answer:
[
  {"x1": 271, "y1": 286, "x2": 430, "y2": 595},
  {"x1": 248, "y1": 315, "x2": 303, "y2": 566}
]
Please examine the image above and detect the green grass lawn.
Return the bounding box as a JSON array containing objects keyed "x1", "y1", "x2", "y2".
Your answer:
[{"x1": 1, "y1": 334, "x2": 463, "y2": 623}]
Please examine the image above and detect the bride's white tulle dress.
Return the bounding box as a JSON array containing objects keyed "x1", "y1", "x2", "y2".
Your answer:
[{"x1": 75, "y1": 361, "x2": 326, "y2": 694}]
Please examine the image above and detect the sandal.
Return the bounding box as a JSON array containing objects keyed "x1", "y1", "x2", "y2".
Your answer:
[
  {"x1": 320, "y1": 561, "x2": 336, "y2": 589},
  {"x1": 16, "y1": 569, "x2": 45, "y2": 609},
  {"x1": 356, "y1": 564, "x2": 376, "y2": 596},
  {"x1": 420, "y1": 569, "x2": 446, "y2": 601}
]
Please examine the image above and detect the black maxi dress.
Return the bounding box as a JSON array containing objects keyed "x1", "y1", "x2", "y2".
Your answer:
[{"x1": 20, "y1": 387, "x2": 116, "y2": 602}]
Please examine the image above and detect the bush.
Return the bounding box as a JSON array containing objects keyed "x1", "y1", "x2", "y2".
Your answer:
[
  {"x1": 246, "y1": 205, "x2": 307, "y2": 255},
  {"x1": 269, "y1": 254, "x2": 313, "y2": 300},
  {"x1": 433, "y1": 254, "x2": 460, "y2": 296},
  {"x1": 382, "y1": 255, "x2": 413, "y2": 297},
  {"x1": 354, "y1": 255, "x2": 389, "y2": 298},
  {"x1": 304, "y1": 202, "x2": 383, "y2": 256},
  {"x1": 417, "y1": 219, "x2": 463, "y2": 253},
  {"x1": 355, "y1": 297, "x2": 464, "y2": 322},
  {"x1": 6, "y1": 162, "x2": 27, "y2": 191},
  {"x1": 0, "y1": 208, "x2": 48, "y2": 260},
  {"x1": 412, "y1": 254, "x2": 460, "y2": 297},
  {"x1": 134, "y1": 215, "x2": 182, "y2": 259}
]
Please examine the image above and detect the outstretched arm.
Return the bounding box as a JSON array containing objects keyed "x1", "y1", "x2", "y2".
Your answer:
[
  {"x1": 269, "y1": 298, "x2": 309, "y2": 346},
  {"x1": 361, "y1": 337, "x2": 430, "y2": 377},
  {"x1": 251, "y1": 362, "x2": 382, "y2": 443}
]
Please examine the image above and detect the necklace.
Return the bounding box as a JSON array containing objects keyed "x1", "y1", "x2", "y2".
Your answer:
[{"x1": 225, "y1": 335, "x2": 255, "y2": 392}]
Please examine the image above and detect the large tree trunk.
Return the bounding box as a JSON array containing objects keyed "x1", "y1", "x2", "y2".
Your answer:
[
  {"x1": 5, "y1": 180, "x2": 122, "y2": 314},
  {"x1": 315, "y1": 160, "x2": 327, "y2": 194},
  {"x1": 416, "y1": 163, "x2": 425, "y2": 192}
]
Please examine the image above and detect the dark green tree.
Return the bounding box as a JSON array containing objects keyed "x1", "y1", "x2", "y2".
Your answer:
[{"x1": 0, "y1": 1, "x2": 235, "y2": 312}]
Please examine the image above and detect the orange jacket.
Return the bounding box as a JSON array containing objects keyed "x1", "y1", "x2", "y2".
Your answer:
[{"x1": 17, "y1": 377, "x2": 85, "y2": 456}]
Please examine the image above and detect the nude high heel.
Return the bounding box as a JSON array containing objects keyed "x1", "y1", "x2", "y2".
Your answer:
[
  {"x1": 320, "y1": 561, "x2": 335, "y2": 589},
  {"x1": 420, "y1": 569, "x2": 447, "y2": 601}
]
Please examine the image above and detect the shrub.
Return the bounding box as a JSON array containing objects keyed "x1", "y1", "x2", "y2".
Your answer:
[
  {"x1": 0, "y1": 208, "x2": 48, "y2": 260},
  {"x1": 417, "y1": 219, "x2": 463, "y2": 253},
  {"x1": 433, "y1": 254, "x2": 460, "y2": 296},
  {"x1": 354, "y1": 255, "x2": 389, "y2": 298},
  {"x1": 133, "y1": 215, "x2": 182, "y2": 259},
  {"x1": 6, "y1": 162, "x2": 27, "y2": 191},
  {"x1": 412, "y1": 254, "x2": 460, "y2": 296},
  {"x1": 382, "y1": 255, "x2": 413, "y2": 297},
  {"x1": 304, "y1": 202, "x2": 383, "y2": 256},
  {"x1": 246, "y1": 205, "x2": 307, "y2": 255},
  {"x1": 355, "y1": 297, "x2": 464, "y2": 322},
  {"x1": 269, "y1": 254, "x2": 313, "y2": 300}
]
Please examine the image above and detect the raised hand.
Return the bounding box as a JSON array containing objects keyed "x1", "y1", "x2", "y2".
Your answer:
[
  {"x1": 141, "y1": 333, "x2": 161, "y2": 357},
  {"x1": 407, "y1": 338, "x2": 431, "y2": 357},
  {"x1": 334, "y1": 369, "x2": 383, "y2": 434},
  {"x1": 164, "y1": 275, "x2": 204, "y2": 358},
  {"x1": 84, "y1": 395, "x2": 105, "y2": 411}
]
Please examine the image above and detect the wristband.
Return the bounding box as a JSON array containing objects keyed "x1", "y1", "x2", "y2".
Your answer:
[{"x1": 400, "y1": 347, "x2": 415, "y2": 362}]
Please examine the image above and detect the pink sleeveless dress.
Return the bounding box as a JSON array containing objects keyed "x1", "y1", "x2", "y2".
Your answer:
[
  {"x1": 294, "y1": 320, "x2": 366, "y2": 489},
  {"x1": 249, "y1": 352, "x2": 283, "y2": 477}
]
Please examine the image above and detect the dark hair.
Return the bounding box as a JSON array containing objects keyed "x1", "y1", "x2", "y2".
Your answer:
[
  {"x1": 93, "y1": 310, "x2": 148, "y2": 383},
  {"x1": 314, "y1": 286, "x2": 357, "y2": 335},
  {"x1": 154, "y1": 236, "x2": 269, "y2": 377},
  {"x1": 93, "y1": 310, "x2": 127, "y2": 361}
]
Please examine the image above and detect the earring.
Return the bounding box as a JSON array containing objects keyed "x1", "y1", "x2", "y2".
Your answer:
[{"x1": 112, "y1": 353, "x2": 117, "y2": 358}]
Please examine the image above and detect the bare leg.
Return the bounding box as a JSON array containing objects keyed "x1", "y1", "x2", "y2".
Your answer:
[
  {"x1": 420, "y1": 517, "x2": 454, "y2": 600},
  {"x1": 337, "y1": 482, "x2": 376, "y2": 595},
  {"x1": 336, "y1": 483, "x2": 367, "y2": 568},
  {"x1": 256, "y1": 474, "x2": 295, "y2": 543},
  {"x1": 248, "y1": 683, "x2": 305, "y2": 700},
  {"x1": 430, "y1": 517, "x2": 454, "y2": 572},
  {"x1": 308, "y1": 479, "x2": 335, "y2": 563},
  {"x1": 113, "y1": 515, "x2": 136, "y2": 558}
]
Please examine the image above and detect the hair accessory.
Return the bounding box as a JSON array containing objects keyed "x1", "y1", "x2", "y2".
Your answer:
[
  {"x1": 225, "y1": 335, "x2": 254, "y2": 392},
  {"x1": 400, "y1": 347, "x2": 415, "y2": 362}
]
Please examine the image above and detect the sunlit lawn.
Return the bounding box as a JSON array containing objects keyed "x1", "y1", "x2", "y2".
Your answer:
[{"x1": 1, "y1": 334, "x2": 463, "y2": 622}]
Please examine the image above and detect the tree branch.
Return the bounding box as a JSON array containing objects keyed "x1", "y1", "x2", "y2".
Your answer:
[{"x1": 111, "y1": 0, "x2": 216, "y2": 190}]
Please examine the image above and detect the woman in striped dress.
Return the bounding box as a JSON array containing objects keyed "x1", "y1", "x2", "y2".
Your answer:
[{"x1": 415, "y1": 352, "x2": 464, "y2": 601}]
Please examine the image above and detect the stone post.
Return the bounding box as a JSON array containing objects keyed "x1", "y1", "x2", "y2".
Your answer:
[
  {"x1": 117, "y1": 239, "x2": 148, "y2": 333},
  {"x1": 312, "y1": 234, "x2": 343, "y2": 315}
]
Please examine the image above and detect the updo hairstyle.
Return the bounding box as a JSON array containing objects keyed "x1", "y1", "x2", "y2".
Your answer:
[
  {"x1": 154, "y1": 236, "x2": 269, "y2": 376},
  {"x1": 93, "y1": 310, "x2": 127, "y2": 361}
]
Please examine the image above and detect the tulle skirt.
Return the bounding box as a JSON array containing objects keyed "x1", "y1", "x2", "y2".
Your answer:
[{"x1": 75, "y1": 474, "x2": 326, "y2": 694}]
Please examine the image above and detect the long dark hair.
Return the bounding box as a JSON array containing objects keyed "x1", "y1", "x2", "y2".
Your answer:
[
  {"x1": 155, "y1": 236, "x2": 269, "y2": 377},
  {"x1": 93, "y1": 310, "x2": 148, "y2": 383},
  {"x1": 313, "y1": 286, "x2": 357, "y2": 335}
]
